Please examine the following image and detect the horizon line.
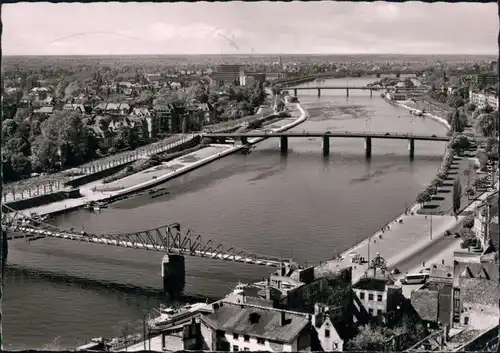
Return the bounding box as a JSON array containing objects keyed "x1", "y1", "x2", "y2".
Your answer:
[{"x1": 3, "y1": 52, "x2": 497, "y2": 57}]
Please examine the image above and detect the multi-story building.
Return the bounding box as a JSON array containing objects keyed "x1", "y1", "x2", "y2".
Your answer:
[
  {"x1": 199, "y1": 302, "x2": 313, "y2": 352},
  {"x1": 352, "y1": 254, "x2": 404, "y2": 324},
  {"x1": 212, "y1": 65, "x2": 245, "y2": 89},
  {"x1": 198, "y1": 300, "x2": 349, "y2": 352},
  {"x1": 474, "y1": 73, "x2": 498, "y2": 87},
  {"x1": 265, "y1": 72, "x2": 287, "y2": 82},
  {"x1": 451, "y1": 261, "x2": 499, "y2": 330},
  {"x1": 473, "y1": 193, "x2": 499, "y2": 254},
  {"x1": 469, "y1": 90, "x2": 498, "y2": 109}
]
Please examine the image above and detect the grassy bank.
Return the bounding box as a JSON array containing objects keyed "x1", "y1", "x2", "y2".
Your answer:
[{"x1": 102, "y1": 145, "x2": 207, "y2": 184}]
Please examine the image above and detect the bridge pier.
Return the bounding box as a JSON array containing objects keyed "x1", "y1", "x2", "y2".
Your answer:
[
  {"x1": 162, "y1": 254, "x2": 185, "y2": 296},
  {"x1": 365, "y1": 137, "x2": 372, "y2": 159},
  {"x1": 280, "y1": 136, "x2": 288, "y2": 154},
  {"x1": 322, "y1": 136, "x2": 330, "y2": 156},
  {"x1": 370, "y1": 88, "x2": 373, "y2": 98},
  {"x1": 346, "y1": 88, "x2": 349, "y2": 98},
  {"x1": 294, "y1": 88, "x2": 298, "y2": 96},
  {"x1": 408, "y1": 138, "x2": 415, "y2": 159},
  {"x1": 241, "y1": 136, "x2": 248, "y2": 145},
  {"x1": 317, "y1": 88, "x2": 321, "y2": 98}
]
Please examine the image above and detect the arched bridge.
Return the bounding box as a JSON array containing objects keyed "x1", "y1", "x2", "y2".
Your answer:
[{"x1": 1, "y1": 204, "x2": 285, "y2": 268}]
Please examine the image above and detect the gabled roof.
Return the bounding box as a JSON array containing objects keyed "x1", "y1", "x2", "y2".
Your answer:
[
  {"x1": 200, "y1": 302, "x2": 310, "y2": 343},
  {"x1": 410, "y1": 290, "x2": 439, "y2": 322}
]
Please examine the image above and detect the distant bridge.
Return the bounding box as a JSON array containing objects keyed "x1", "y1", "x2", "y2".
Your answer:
[
  {"x1": 202, "y1": 131, "x2": 450, "y2": 158},
  {"x1": 282, "y1": 86, "x2": 427, "y2": 97}
]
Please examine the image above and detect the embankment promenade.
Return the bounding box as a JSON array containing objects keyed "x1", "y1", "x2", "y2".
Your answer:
[
  {"x1": 316, "y1": 100, "x2": 456, "y2": 282},
  {"x1": 9, "y1": 104, "x2": 308, "y2": 218}
]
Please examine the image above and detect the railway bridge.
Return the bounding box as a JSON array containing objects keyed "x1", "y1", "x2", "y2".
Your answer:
[
  {"x1": 1, "y1": 204, "x2": 292, "y2": 294},
  {"x1": 202, "y1": 131, "x2": 450, "y2": 159}
]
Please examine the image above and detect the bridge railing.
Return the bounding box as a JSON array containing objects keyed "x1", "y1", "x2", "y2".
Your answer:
[{"x1": 2, "y1": 204, "x2": 286, "y2": 267}]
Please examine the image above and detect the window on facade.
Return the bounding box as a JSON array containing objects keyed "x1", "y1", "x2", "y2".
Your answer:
[
  {"x1": 377, "y1": 309, "x2": 383, "y2": 316},
  {"x1": 257, "y1": 338, "x2": 265, "y2": 345},
  {"x1": 325, "y1": 329, "x2": 330, "y2": 338},
  {"x1": 464, "y1": 317, "x2": 469, "y2": 325},
  {"x1": 377, "y1": 294, "x2": 383, "y2": 302},
  {"x1": 244, "y1": 335, "x2": 250, "y2": 342},
  {"x1": 244, "y1": 348, "x2": 250, "y2": 351},
  {"x1": 369, "y1": 308, "x2": 374, "y2": 315},
  {"x1": 233, "y1": 345, "x2": 239, "y2": 352},
  {"x1": 368, "y1": 293, "x2": 374, "y2": 301},
  {"x1": 332, "y1": 342, "x2": 338, "y2": 350},
  {"x1": 359, "y1": 292, "x2": 365, "y2": 300}
]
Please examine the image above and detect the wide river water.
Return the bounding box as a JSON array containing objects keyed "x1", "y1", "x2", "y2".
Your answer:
[{"x1": 4, "y1": 76, "x2": 448, "y2": 350}]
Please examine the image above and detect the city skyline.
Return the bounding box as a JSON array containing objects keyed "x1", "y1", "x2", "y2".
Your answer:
[{"x1": 3, "y1": 2, "x2": 498, "y2": 56}]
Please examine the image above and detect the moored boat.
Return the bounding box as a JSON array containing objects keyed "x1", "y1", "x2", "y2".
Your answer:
[{"x1": 147, "y1": 302, "x2": 209, "y2": 332}]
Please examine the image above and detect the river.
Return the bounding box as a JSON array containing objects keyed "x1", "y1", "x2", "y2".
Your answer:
[{"x1": 3, "y1": 76, "x2": 448, "y2": 350}]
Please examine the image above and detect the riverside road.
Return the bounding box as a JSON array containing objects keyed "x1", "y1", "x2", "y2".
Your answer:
[{"x1": 5, "y1": 76, "x2": 451, "y2": 349}]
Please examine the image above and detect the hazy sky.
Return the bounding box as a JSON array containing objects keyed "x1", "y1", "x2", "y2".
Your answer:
[{"x1": 3, "y1": 2, "x2": 498, "y2": 55}]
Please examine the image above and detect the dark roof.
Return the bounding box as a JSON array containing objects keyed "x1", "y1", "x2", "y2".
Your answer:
[
  {"x1": 200, "y1": 302, "x2": 310, "y2": 343},
  {"x1": 460, "y1": 278, "x2": 500, "y2": 307},
  {"x1": 411, "y1": 290, "x2": 439, "y2": 322},
  {"x1": 453, "y1": 262, "x2": 499, "y2": 286},
  {"x1": 352, "y1": 277, "x2": 387, "y2": 291}
]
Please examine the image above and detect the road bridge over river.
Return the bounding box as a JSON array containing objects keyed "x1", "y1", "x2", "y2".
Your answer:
[
  {"x1": 203, "y1": 131, "x2": 450, "y2": 159},
  {"x1": 2, "y1": 204, "x2": 289, "y2": 293}
]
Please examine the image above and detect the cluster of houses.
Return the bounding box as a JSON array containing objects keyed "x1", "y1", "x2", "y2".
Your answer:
[
  {"x1": 15, "y1": 82, "x2": 218, "y2": 151},
  {"x1": 128, "y1": 205, "x2": 499, "y2": 353}
]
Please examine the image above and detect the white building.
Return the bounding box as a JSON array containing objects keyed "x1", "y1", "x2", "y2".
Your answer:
[
  {"x1": 199, "y1": 302, "x2": 312, "y2": 352},
  {"x1": 469, "y1": 90, "x2": 498, "y2": 110}
]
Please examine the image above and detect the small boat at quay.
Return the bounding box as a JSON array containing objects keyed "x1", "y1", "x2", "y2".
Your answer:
[{"x1": 148, "y1": 302, "x2": 209, "y2": 332}]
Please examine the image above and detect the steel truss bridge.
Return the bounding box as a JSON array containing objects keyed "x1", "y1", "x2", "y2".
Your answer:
[{"x1": 1, "y1": 204, "x2": 285, "y2": 268}]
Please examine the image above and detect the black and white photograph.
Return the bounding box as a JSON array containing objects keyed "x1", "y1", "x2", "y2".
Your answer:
[{"x1": 0, "y1": 1, "x2": 498, "y2": 352}]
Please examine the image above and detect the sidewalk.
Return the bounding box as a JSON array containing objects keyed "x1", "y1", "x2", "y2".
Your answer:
[
  {"x1": 6, "y1": 105, "x2": 308, "y2": 218},
  {"x1": 315, "y1": 181, "x2": 498, "y2": 283}
]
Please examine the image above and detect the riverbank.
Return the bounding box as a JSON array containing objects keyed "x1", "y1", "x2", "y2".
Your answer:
[
  {"x1": 9, "y1": 103, "x2": 308, "y2": 219},
  {"x1": 315, "y1": 97, "x2": 456, "y2": 280},
  {"x1": 395, "y1": 100, "x2": 451, "y2": 129}
]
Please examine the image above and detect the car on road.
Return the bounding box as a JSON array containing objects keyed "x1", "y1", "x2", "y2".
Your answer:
[
  {"x1": 444, "y1": 230, "x2": 452, "y2": 236},
  {"x1": 454, "y1": 232, "x2": 461, "y2": 238},
  {"x1": 419, "y1": 268, "x2": 431, "y2": 274},
  {"x1": 431, "y1": 134, "x2": 437, "y2": 137},
  {"x1": 385, "y1": 133, "x2": 390, "y2": 136}
]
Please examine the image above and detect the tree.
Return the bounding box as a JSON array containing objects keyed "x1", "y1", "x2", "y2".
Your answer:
[
  {"x1": 463, "y1": 214, "x2": 475, "y2": 228},
  {"x1": 452, "y1": 178, "x2": 462, "y2": 215},
  {"x1": 475, "y1": 112, "x2": 498, "y2": 137},
  {"x1": 450, "y1": 134, "x2": 470, "y2": 153},
  {"x1": 347, "y1": 325, "x2": 393, "y2": 351},
  {"x1": 416, "y1": 189, "x2": 432, "y2": 205},
  {"x1": 30, "y1": 136, "x2": 60, "y2": 172}
]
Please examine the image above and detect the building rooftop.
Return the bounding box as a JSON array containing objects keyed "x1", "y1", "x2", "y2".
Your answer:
[
  {"x1": 352, "y1": 277, "x2": 388, "y2": 291},
  {"x1": 410, "y1": 290, "x2": 439, "y2": 322},
  {"x1": 453, "y1": 261, "x2": 499, "y2": 286},
  {"x1": 200, "y1": 302, "x2": 309, "y2": 343},
  {"x1": 460, "y1": 278, "x2": 500, "y2": 307},
  {"x1": 429, "y1": 265, "x2": 454, "y2": 283}
]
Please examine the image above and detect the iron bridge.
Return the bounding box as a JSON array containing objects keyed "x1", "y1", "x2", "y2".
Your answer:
[{"x1": 1, "y1": 204, "x2": 285, "y2": 268}]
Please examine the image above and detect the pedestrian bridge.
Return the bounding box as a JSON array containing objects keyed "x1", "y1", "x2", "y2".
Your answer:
[{"x1": 1, "y1": 204, "x2": 285, "y2": 268}]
